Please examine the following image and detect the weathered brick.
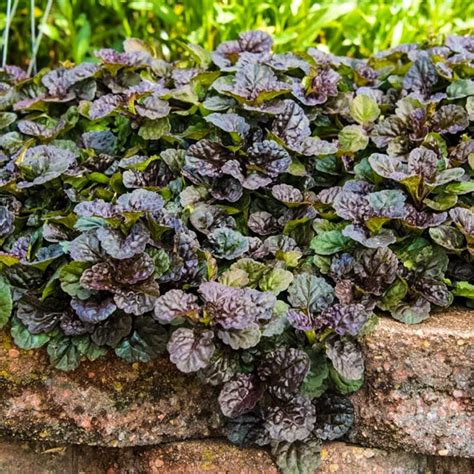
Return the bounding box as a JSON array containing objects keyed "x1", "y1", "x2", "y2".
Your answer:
[
  {"x1": 0, "y1": 439, "x2": 471, "y2": 474},
  {"x1": 0, "y1": 338, "x2": 221, "y2": 446},
  {"x1": 0, "y1": 440, "x2": 122, "y2": 474},
  {"x1": 136, "y1": 440, "x2": 473, "y2": 474},
  {"x1": 350, "y1": 308, "x2": 473, "y2": 457},
  {"x1": 0, "y1": 308, "x2": 472, "y2": 456}
]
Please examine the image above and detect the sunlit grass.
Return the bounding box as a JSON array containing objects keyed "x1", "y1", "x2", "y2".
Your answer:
[{"x1": 1, "y1": 0, "x2": 473, "y2": 68}]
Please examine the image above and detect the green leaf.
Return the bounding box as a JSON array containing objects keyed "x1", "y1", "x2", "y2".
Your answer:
[
  {"x1": 42, "y1": 263, "x2": 67, "y2": 300},
  {"x1": 27, "y1": 244, "x2": 64, "y2": 271},
  {"x1": 400, "y1": 174, "x2": 422, "y2": 196},
  {"x1": 287, "y1": 273, "x2": 334, "y2": 313},
  {"x1": 358, "y1": 314, "x2": 379, "y2": 336},
  {"x1": 452, "y1": 281, "x2": 474, "y2": 299},
  {"x1": 138, "y1": 117, "x2": 171, "y2": 140},
  {"x1": 467, "y1": 97, "x2": 474, "y2": 125},
  {"x1": 329, "y1": 367, "x2": 363, "y2": 394},
  {"x1": 47, "y1": 336, "x2": 80, "y2": 371},
  {"x1": 447, "y1": 79, "x2": 474, "y2": 99},
  {"x1": 11, "y1": 317, "x2": 51, "y2": 349},
  {"x1": 115, "y1": 332, "x2": 153, "y2": 363},
  {"x1": 162, "y1": 84, "x2": 199, "y2": 104},
  {"x1": 301, "y1": 350, "x2": 329, "y2": 398},
  {"x1": 147, "y1": 248, "x2": 170, "y2": 278},
  {"x1": 338, "y1": 125, "x2": 369, "y2": 152},
  {"x1": 218, "y1": 327, "x2": 261, "y2": 350},
  {"x1": 314, "y1": 155, "x2": 339, "y2": 175},
  {"x1": 312, "y1": 255, "x2": 331, "y2": 274},
  {"x1": 74, "y1": 216, "x2": 108, "y2": 231},
  {"x1": 74, "y1": 335, "x2": 107, "y2": 361},
  {"x1": 429, "y1": 226, "x2": 465, "y2": 251},
  {"x1": 0, "y1": 275, "x2": 13, "y2": 328},
  {"x1": 288, "y1": 157, "x2": 307, "y2": 176},
  {"x1": 119, "y1": 154, "x2": 160, "y2": 171},
  {"x1": 354, "y1": 157, "x2": 380, "y2": 182},
  {"x1": 432, "y1": 168, "x2": 465, "y2": 187},
  {"x1": 391, "y1": 298, "x2": 430, "y2": 324},
  {"x1": 208, "y1": 227, "x2": 249, "y2": 260},
  {"x1": 219, "y1": 268, "x2": 250, "y2": 288},
  {"x1": 423, "y1": 132, "x2": 448, "y2": 159},
  {"x1": 116, "y1": 318, "x2": 167, "y2": 363},
  {"x1": 262, "y1": 300, "x2": 289, "y2": 337},
  {"x1": 182, "y1": 43, "x2": 211, "y2": 68},
  {"x1": 378, "y1": 278, "x2": 408, "y2": 311},
  {"x1": 278, "y1": 250, "x2": 303, "y2": 268},
  {"x1": 259, "y1": 268, "x2": 294, "y2": 295},
  {"x1": 444, "y1": 181, "x2": 474, "y2": 195},
  {"x1": 230, "y1": 258, "x2": 267, "y2": 287},
  {"x1": 312, "y1": 220, "x2": 344, "y2": 233},
  {"x1": 283, "y1": 217, "x2": 312, "y2": 237},
  {"x1": 424, "y1": 192, "x2": 457, "y2": 211},
  {"x1": 59, "y1": 261, "x2": 91, "y2": 299},
  {"x1": 349, "y1": 94, "x2": 380, "y2": 124},
  {"x1": 0, "y1": 112, "x2": 17, "y2": 130},
  {"x1": 0, "y1": 254, "x2": 20, "y2": 266},
  {"x1": 310, "y1": 230, "x2": 352, "y2": 255}
]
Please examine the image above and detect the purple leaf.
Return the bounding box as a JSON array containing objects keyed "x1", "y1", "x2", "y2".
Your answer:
[
  {"x1": 167, "y1": 328, "x2": 215, "y2": 373},
  {"x1": 218, "y1": 374, "x2": 262, "y2": 418},
  {"x1": 265, "y1": 395, "x2": 316, "y2": 442},
  {"x1": 97, "y1": 222, "x2": 149, "y2": 260},
  {"x1": 71, "y1": 297, "x2": 117, "y2": 324},
  {"x1": 153, "y1": 289, "x2": 200, "y2": 323}
]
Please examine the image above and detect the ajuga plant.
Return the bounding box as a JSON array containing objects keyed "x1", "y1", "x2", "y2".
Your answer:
[{"x1": 0, "y1": 31, "x2": 473, "y2": 473}]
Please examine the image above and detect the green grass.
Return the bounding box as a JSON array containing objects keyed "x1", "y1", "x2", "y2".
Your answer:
[{"x1": 1, "y1": 0, "x2": 473, "y2": 68}]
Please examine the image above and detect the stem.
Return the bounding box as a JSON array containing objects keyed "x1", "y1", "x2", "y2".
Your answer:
[
  {"x1": 30, "y1": 0, "x2": 36, "y2": 74},
  {"x1": 27, "y1": 0, "x2": 54, "y2": 76},
  {"x1": 2, "y1": 0, "x2": 12, "y2": 67},
  {"x1": 318, "y1": 327, "x2": 333, "y2": 342},
  {"x1": 304, "y1": 329, "x2": 316, "y2": 344}
]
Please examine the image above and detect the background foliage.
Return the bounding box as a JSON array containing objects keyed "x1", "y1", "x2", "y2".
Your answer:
[{"x1": 0, "y1": 0, "x2": 473, "y2": 69}]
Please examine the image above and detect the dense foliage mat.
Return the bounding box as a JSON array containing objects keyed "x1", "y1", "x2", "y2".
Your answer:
[{"x1": 0, "y1": 31, "x2": 473, "y2": 473}]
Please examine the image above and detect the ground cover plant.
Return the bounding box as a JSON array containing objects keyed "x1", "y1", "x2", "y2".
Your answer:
[{"x1": 0, "y1": 31, "x2": 473, "y2": 473}]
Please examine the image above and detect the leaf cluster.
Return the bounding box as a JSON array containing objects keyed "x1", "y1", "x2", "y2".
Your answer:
[{"x1": 0, "y1": 32, "x2": 473, "y2": 474}]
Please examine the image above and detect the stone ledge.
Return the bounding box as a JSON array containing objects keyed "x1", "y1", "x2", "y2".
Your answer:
[
  {"x1": 1, "y1": 307, "x2": 473, "y2": 456},
  {"x1": 0, "y1": 345, "x2": 222, "y2": 446},
  {"x1": 0, "y1": 439, "x2": 472, "y2": 474},
  {"x1": 349, "y1": 307, "x2": 473, "y2": 458}
]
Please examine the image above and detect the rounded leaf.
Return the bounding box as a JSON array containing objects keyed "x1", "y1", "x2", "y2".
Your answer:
[
  {"x1": 167, "y1": 328, "x2": 215, "y2": 373},
  {"x1": 313, "y1": 394, "x2": 354, "y2": 441},
  {"x1": 258, "y1": 347, "x2": 310, "y2": 400},
  {"x1": 153, "y1": 289, "x2": 200, "y2": 323},
  {"x1": 218, "y1": 374, "x2": 262, "y2": 418},
  {"x1": 326, "y1": 338, "x2": 364, "y2": 381},
  {"x1": 350, "y1": 94, "x2": 380, "y2": 124},
  {"x1": 265, "y1": 395, "x2": 316, "y2": 442}
]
